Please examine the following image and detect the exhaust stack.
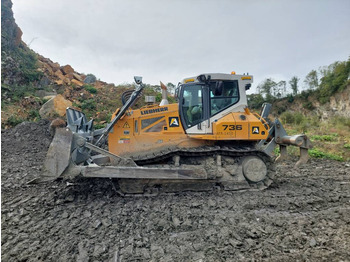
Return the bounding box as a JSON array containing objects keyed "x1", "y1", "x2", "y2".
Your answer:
[{"x1": 159, "y1": 81, "x2": 169, "y2": 106}]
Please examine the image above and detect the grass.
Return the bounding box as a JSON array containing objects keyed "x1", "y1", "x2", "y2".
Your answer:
[{"x1": 310, "y1": 134, "x2": 338, "y2": 142}]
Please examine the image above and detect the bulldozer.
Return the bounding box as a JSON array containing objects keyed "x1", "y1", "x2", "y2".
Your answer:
[{"x1": 40, "y1": 72, "x2": 312, "y2": 195}]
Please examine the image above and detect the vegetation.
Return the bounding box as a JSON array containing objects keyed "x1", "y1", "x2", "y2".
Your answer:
[
  {"x1": 1, "y1": 84, "x2": 37, "y2": 102},
  {"x1": 278, "y1": 113, "x2": 350, "y2": 161},
  {"x1": 84, "y1": 85, "x2": 98, "y2": 94},
  {"x1": 317, "y1": 60, "x2": 350, "y2": 103},
  {"x1": 248, "y1": 57, "x2": 350, "y2": 110}
]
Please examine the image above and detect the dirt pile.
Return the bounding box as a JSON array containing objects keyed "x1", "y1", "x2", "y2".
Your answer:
[{"x1": 1, "y1": 121, "x2": 350, "y2": 261}]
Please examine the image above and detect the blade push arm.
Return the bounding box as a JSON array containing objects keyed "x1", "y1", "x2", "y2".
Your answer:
[{"x1": 95, "y1": 76, "x2": 145, "y2": 146}]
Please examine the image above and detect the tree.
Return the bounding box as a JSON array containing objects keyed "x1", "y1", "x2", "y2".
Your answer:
[
  {"x1": 289, "y1": 76, "x2": 299, "y2": 95},
  {"x1": 318, "y1": 58, "x2": 350, "y2": 103},
  {"x1": 277, "y1": 80, "x2": 287, "y2": 98},
  {"x1": 247, "y1": 93, "x2": 265, "y2": 109},
  {"x1": 166, "y1": 82, "x2": 176, "y2": 94},
  {"x1": 304, "y1": 70, "x2": 319, "y2": 90},
  {"x1": 257, "y1": 78, "x2": 277, "y2": 102}
]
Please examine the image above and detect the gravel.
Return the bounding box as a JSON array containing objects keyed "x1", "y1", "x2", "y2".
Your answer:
[{"x1": 2, "y1": 121, "x2": 350, "y2": 261}]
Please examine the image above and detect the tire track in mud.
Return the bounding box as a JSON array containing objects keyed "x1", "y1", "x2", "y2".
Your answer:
[{"x1": 2, "y1": 121, "x2": 350, "y2": 261}]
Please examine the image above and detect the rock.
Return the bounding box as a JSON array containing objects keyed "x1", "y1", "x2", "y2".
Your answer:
[
  {"x1": 55, "y1": 80, "x2": 64, "y2": 85},
  {"x1": 65, "y1": 73, "x2": 74, "y2": 80},
  {"x1": 93, "y1": 244, "x2": 106, "y2": 257},
  {"x1": 36, "y1": 90, "x2": 57, "y2": 98},
  {"x1": 61, "y1": 65, "x2": 74, "y2": 75},
  {"x1": 48, "y1": 62, "x2": 60, "y2": 72},
  {"x1": 44, "y1": 63, "x2": 54, "y2": 75},
  {"x1": 150, "y1": 245, "x2": 164, "y2": 259},
  {"x1": 84, "y1": 74, "x2": 97, "y2": 84},
  {"x1": 172, "y1": 216, "x2": 181, "y2": 227},
  {"x1": 309, "y1": 238, "x2": 317, "y2": 247},
  {"x1": 39, "y1": 94, "x2": 72, "y2": 118},
  {"x1": 208, "y1": 199, "x2": 216, "y2": 207},
  {"x1": 76, "y1": 242, "x2": 89, "y2": 262},
  {"x1": 101, "y1": 218, "x2": 112, "y2": 227},
  {"x1": 64, "y1": 78, "x2": 71, "y2": 85},
  {"x1": 54, "y1": 70, "x2": 65, "y2": 80},
  {"x1": 39, "y1": 76, "x2": 51, "y2": 88},
  {"x1": 71, "y1": 79, "x2": 84, "y2": 87},
  {"x1": 49, "y1": 118, "x2": 66, "y2": 136},
  {"x1": 14, "y1": 25, "x2": 22, "y2": 46},
  {"x1": 73, "y1": 73, "x2": 83, "y2": 82}
]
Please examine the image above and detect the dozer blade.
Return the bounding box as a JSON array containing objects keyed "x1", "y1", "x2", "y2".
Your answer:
[{"x1": 35, "y1": 128, "x2": 73, "y2": 183}]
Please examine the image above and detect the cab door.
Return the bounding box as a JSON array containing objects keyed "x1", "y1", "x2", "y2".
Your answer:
[{"x1": 179, "y1": 83, "x2": 210, "y2": 134}]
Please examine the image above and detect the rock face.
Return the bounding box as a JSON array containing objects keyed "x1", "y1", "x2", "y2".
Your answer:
[
  {"x1": 39, "y1": 94, "x2": 72, "y2": 118},
  {"x1": 273, "y1": 85, "x2": 350, "y2": 120},
  {"x1": 1, "y1": 0, "x2": 38, "y2": 86},
  {"x1": 1, "y1": 0, "x2": 22, "y2": 50},
  {"x1": 328, "y1": 85, "x2": 350, "y2": 119}
]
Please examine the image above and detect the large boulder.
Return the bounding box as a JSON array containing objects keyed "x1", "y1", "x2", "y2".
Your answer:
[
  {"x1": 71, "y1": 79, "x2": 84, "y2": 87},
  {"x1": 83, "y1": 74, "x2": 97, "y2": 84},
  {"x1": 61, "y1": 65, "x2": 74, "y2": 75},
  {"x1": 39, "y1": 94, "x2": 72, "y2": 118}
]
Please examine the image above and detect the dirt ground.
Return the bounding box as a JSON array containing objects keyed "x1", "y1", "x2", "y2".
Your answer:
[{"x1": 1, "y1": 121, "x2": 350, "y2": 262}]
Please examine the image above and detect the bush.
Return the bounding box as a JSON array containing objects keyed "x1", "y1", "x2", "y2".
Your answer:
[
  {"x1": 28, "y1": 109, "x2": 41, "y2": 120},
  {"x1": 303, "y1": 101, "x2": 314, "y2": 110},
  {"x1": 6, "y1": 115, "x2": 24, "y2": 127},
  {"x1": 84, "y1": 85, "x2": 97, "y2": 94},
  {"x1": 286, "y1": 94, "x2": 294, "y2": 103},
  {"x1": 280, "y1": 111, "x2": 307, "y2": 125},
  {"x1": 247, "y1": 94, "x2": 265, "y2": 110},
  {"x1": 293, "y1": 112, "x2": 305, "y2": 125},
  {"x1": 280, "y1": 111, "x2": 295, "y2": 125},
  {"x1": 81, "y1": 99, "x2": 96, "y2": 110},
  {"x1": 2, "y1": 84, "x2": 36, "y2": 102}
]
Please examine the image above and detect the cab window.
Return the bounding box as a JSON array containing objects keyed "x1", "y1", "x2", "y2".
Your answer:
[
  {"x1": 181, "y1": 84, "x2": 203, "y2": 127},
  {"x1": 210, "y1": 80, "x2": 239, "y2": 116}
]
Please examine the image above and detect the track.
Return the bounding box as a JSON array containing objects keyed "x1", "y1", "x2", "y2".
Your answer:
[{"x1": 114, "y1": 145, "x2": 276, "y2": 195}]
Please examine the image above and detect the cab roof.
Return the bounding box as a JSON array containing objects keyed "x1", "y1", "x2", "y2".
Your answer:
[{"x1": 181, "y1": 73, "x2": 253, "y2": 84}]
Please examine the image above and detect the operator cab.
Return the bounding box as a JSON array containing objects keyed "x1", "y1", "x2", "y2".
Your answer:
[{"x1": 177, "y1": 73, "x2": 253, "y2": 133}]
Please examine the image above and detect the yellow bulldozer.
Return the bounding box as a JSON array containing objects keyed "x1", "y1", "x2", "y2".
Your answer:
[{"x1": 41, "y1": 73, "x2": 312, "y2": 195}]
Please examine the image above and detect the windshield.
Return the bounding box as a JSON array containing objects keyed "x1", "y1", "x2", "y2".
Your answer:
[
  {"x1": 181, "y1": 84, "x2": 203, "y2": 128},
  {"x1": 209, "y1": 80, "x2": 239, "y2": 116}
]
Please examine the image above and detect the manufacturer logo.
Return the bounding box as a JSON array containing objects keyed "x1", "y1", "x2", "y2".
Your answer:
[
  {"x1": 141, "y1": 107, "x2": 168, "y2": 115},
  {"x1": 169, "y1": 117, "x2": 179, "y2": 127},
  {"x1": 252, "y1": 126, "x2": 260, "y2": 134}
]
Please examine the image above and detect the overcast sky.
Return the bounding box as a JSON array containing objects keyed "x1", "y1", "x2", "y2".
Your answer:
[{"x1": 12, "y1": 0, "x2": 350, "y2": 93}]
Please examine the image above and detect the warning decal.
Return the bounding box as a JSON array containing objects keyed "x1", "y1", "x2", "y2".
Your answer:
[{"x1": 123, "y1": 122, "x2": 130, "y2": 128}]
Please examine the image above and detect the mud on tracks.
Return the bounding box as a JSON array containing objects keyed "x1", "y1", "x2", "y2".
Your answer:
[{"x1": 1, "y1": 121, "x2": 350, "y2": 261}]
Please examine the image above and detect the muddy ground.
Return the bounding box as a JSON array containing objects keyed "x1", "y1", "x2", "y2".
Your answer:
[{"x1": 1, "y1": 120, "x2": 350, "y2": 261}]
